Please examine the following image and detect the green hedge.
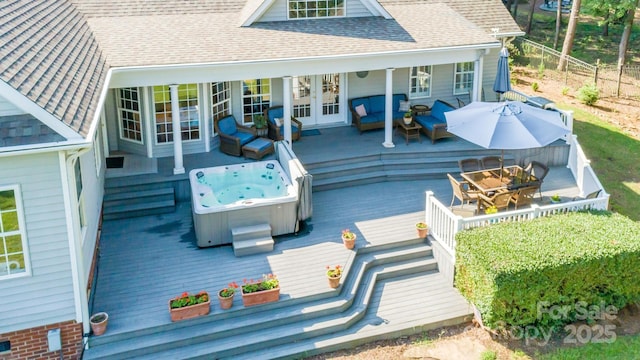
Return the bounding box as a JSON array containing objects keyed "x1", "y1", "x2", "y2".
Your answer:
[{"x1": 455, "y1": 211, "x2": 640, "y2": 329}]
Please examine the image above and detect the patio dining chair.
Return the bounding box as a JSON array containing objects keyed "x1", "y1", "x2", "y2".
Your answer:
[
  {"x1": 480, "y1": 156, "x2": 502, "y2": 170},
  {"x1": 478, "y1": 190, "x2": 514, "y2": 213},
  {"x1": 524, "y1": 160, "x2": 549, "y2": 198},
  {"x1": 510, "y1": 185, "x2": 539, "y2": 209},
  {"x1": 458, "y1": 158, "x2": 481, "y2": 173},
  {"x1": 447, "y1": 173, "x2": 481, "y2": 208}
]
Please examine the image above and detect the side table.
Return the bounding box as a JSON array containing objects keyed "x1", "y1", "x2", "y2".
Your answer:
[{"x1": 411, "y1": 104, "x2": 430, "y2": 115}]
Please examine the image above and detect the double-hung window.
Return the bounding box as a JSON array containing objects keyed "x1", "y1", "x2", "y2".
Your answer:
[
  {"x1": 117, "y1": 87, "x2": 142, "y2": 143},
  {"x1": 242, "y1": 79, "x2": 271, "y2": 124},
  {"x1": 0, "y1": 186, "x2": 28, "y2": 278},
  {"x1": 153, "y1": 84, "x2": 200, "y2": 143},
  {"x1": 454, "y1": 62, "x2": 475, "y2": 95},
  {"x1": 409, "y1": 66, "x2": 432, "y2": 99}
]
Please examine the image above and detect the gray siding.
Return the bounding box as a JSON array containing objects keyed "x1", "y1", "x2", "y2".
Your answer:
[
  {"x1": 0, "y1": 94, "x2": 23, "y2": 117},
  {"x1": 0, "y1": 153, "x2": 76, "y2": 333},
  {"x1": 259, "y1": 0, "x2": 374, "y2": 22},
  {"x1": 79, "y1": 146, "x2": 104, "y2": 282}
]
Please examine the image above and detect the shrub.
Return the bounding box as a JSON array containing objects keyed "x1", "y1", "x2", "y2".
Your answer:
[
  {"x1": 561, "y1": 86, "x2": 570, "y2": 96},
  {"x1": 455, "y1": 211, "x2": 640, "y2": 330},
  {"x1": 480, "y1": 350, "x2": 497, "y2": 360},
  {"x1": 531, "y1": 82, "x2": 539, "y2": 92},
  {"x1": 537, "y1": 62, "x2": 545, "y2": 79},
  {"x1": 577, "y1": 83, "x2": 599, "y2": 105}
]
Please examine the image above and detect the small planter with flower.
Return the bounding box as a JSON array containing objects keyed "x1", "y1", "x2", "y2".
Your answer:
[
  {"x1": 326, "y1": 265, "x2": 343, "y2": 289},
  {"x1": 415, "y1": 222, "x2": 428, "y2": 238},
  {"x1": 484, "y1": 205, "x2": 499, "y2": 224},
  {"x1": 241, "y1": 274, "x2": 280, "y2": 307},
  {"x1": 218, "y1": 282, "x2": 239, "y2": 310},
  {"x1": 169, "y1": 291, "x2": 210, "y2": 322},
  {"x1": 341, "y1": 229, "x2": 356, "y2": 249},
  {"x1": 403, "y1": 111, "x2": 413, "y2": 125},
  {"x1": 550, "y1": 194, "x2": 562, "y2": 204}
]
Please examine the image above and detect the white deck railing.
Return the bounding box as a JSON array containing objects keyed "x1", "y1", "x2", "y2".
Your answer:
[{"x1": 425, "y1": 132, "x2": 610, "y2": 260}]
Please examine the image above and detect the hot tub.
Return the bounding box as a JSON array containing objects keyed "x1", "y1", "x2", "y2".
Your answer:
[{"x1": 189, "y1": 160, "x2": 299, "y2": 247}]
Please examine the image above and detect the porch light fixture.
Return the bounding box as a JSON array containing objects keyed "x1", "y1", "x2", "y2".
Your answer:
[{"x1": 356, "y1": 71, "x2": 369, "y2": 79}]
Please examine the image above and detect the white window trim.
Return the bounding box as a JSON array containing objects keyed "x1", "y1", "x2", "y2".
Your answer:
[
  {"x1": 211, "y1": 82, "x2": 232, "y2": 136},
  {"x1": 287, "y1": 0, "x2": 346, "y2": 19},
  {"x1": 409, "y1": 65, "x2": 432, "y2": 99},
  {"x1": 116, "y1": 87, "x2": 144, "y2": 145},
  {"x1": 241, "y1": 79, "x2": 271, "y2": 125},
  {"x1": 153, "y1": 84, "x2": 202, "y2": 145},
  {"x1": 453, "y1": 62, "x2": 475, "y2": 96},
  {"x1": 0, "y1": 184, "x2": 31, "y2": 280}
]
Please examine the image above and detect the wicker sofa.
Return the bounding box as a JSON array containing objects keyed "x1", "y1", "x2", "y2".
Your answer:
[
  {"x1": 348, "y1": 94, "x2": 408, "y2": 133},
  {"x1": 414, "y1": 99, "x2": 456, "y2": 144}
]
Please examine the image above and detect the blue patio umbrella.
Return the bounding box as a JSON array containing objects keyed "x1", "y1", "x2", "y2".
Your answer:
[
  {"x1": 445, "y1": 101, "x2": 570, "y2": 175},
  {"x1": 493, "y1": 47, "x2": 511, "y2": 95}
]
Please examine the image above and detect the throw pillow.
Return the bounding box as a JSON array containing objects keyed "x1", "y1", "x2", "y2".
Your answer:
[
  {"x1": 274, "y1": 117, "x2": 283, "y2": 127},
  {"x1": 399, "y1": 100, "x2": 411, "y2": 112},
  {"x1": 355, "y1": 104, "x2": 367, "y2": 117}
]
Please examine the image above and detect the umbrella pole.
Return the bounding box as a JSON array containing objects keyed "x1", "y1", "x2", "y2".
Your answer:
[{"x1": 500, "y1": 149, "x2": 504, "y2": 182}]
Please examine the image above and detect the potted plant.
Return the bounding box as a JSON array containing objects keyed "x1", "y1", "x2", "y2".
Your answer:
[
  {"x1": 341, "y1": 229, "x2": 356, "y2": 249},
  {"x1": 241, "y1": 274, "x2": 280, "y2": 307},
  {"x1": 253, "y1": 115, "x2": 268, "y2": 137},
  {"x1": 550, "y1": 194, "x2": 562, "y2": 203},
  {"x1": 89, "y1": 312, "x2": 109, "y2": 336},
  {"x1": 218, "y1": 282, "x2": 239, "y2": 310},
  {"x1": 484, "y1": 205, "x2": 498, "y2": 215},
  {"x1": 168, "y1": 291, "x2": 210, "y2": 322},
  {"x1": 415, "y1": 222, "x2": 428, "y2": 238},
  {"x1": 326, "y1": 265, "x2": 343, "y2": 289},
  {"x1": 403, "y1": 111, "x2": 413, "y2": 125}
]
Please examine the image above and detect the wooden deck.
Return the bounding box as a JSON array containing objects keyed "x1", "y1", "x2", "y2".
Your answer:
[{"x1": 89, "y1": 126, "x2": 581, "y2": 358}]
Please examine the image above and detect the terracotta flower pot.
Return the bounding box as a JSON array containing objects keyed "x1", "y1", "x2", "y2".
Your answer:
[
  {"x1": 241, "y1": 285, "x2": 280, "y2": 307},
  {"x1": 342, "y1": 234, "x2": 356, "y2": 249},
  {"x1": 90, "y1": 312, "x2": 108, "y2": 336},
  {"x1": 168, "y1": 292, "x2": 211, "y2": 322},
  {"x1": 218, "y1": 290, "x2": 235, "y2": 310},
  {"x1": 327, "y1": 274, "x2": 341, "y2": 289}
]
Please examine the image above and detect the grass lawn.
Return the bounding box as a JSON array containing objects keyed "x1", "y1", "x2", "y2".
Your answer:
[
  {"x1": 539, "y1": 333, "x2": 640, "y2": 359},
  {"x1": 560, "y1": 103, "x2": 640, "y2": 221}
]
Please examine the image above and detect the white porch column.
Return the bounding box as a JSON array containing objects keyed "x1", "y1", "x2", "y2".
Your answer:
[
  {"x1": 282, "y1": 76, "x2": 293, "y2": 144},
  {"x1": 383, "y1": 68, "x2": 395, "y2": 148},
  {"x1": 473, "y1": 56, "x2": 483, "y2": 102},
  {"x1": 169, "y1": 84, "x2": 185, "y2": 175}
]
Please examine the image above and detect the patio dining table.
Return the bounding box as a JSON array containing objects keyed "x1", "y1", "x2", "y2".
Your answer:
[{"x1": 460, "y1": 165, "x2": 536, "y2": 194}]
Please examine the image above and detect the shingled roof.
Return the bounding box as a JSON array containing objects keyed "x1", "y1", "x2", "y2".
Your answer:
[
  {"x1": 0, "y1": 0, "x2": 520, "y2": 141},
  {"x1": 0, "y1": 0, "x2": 108, "y2": 138}
]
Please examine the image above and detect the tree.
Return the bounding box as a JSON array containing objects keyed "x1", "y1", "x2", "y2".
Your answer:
[
  {"x1": 557, "y1": 0, "x2": 582, "y2": 71},
  {"x1": 526, "y1": 0, "x2": 538, "y2": 34},
  {"x1": 616, "y1": 0, "x2": 639, "y2": 96}
]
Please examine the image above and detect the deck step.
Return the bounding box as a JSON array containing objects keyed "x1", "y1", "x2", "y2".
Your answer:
[
  {"x1": 82, "y1": 240, "x2": 467, "y2": 360},
  {"x1": 233, "y1": 237, "x2": 275, "y2": 257},
  {"x1": 102, "y1": 183, "x2": 175, "y2": 220},
  {"x1": 231, "y1": 223, "x2": 272, "y2": 241}
]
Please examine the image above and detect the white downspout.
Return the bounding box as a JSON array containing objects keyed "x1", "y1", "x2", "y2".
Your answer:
[
  {"x1": 59, "y1": 148, "x2": 92, "y2": 337},
  {"x1": 169, "y1": 84, "x2": 185, "y2": 174},
  {"x1": 383, "y1": 68, "x2": 395, "y2": 148},
  {"x1": 282, "y1": 76, "x2": 293, "y2": 144}
]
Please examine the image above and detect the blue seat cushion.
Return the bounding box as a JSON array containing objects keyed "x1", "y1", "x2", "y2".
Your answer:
[
  {"x1": 279, "y1": 124, "x2": 300, "y2": 133},
  {"x1": 368, "y1": 95, "x2": 385, "y2": 114},
  {"x1": 430, "y1": 100, "x2": 455, "y2": 122},
  {"x1": 244, "y1": 138, "x2": 273, "y2": 151},
  {"x1": 414, "y1": 115, "x2": 440, "y2": 131},
  {"x1": 351, "y1": 98, "x2": 370, "y2": 115},
  {"x1": 218, "y1": 116, "x2": 238, "y2": 135},
  {"x1": 267, "y1": 107, "x2": 283, "y2": 124},
  {"x1": 236, "y1": 131, "x2": 255, "y2": 145}
]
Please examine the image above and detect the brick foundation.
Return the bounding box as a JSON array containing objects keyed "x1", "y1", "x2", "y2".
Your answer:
[{"x1": 0, "y1": 320, "x2": 83, "y2": 360}]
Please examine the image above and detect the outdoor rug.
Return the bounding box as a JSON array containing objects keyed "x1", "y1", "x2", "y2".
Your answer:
[
  {"x1": 301, "y1": 129, "x2": 321, "y2": 136},
  {"x1": 106, "y1": 156, "x2": 124, "y2": 169}
]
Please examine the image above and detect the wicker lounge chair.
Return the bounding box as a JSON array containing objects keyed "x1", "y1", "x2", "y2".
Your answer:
[
  {"x1": 264, "y1": 106, "x2": 302, "y2": 142},
  {"x1": 214, "y1": 114, "x2": 257, "y2": 157}
]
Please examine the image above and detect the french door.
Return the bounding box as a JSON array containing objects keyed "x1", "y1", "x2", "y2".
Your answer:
[{"x1": 292, "y1": 73, "x2": 345, "y2": 127}]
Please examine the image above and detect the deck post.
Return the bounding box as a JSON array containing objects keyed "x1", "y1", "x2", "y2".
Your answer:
[
  {"x1": 382, "y1": 68, "x2": 395, "y2": 148},
  {"x1": 282, "y1": 76, "x2": 293, "y2": 144},
  {"x1": 169, "y1": 84, "x2": 185, "y2": 175},
  {"x1": 473, "y1": 55, "x2": 483, "y2": 102}
]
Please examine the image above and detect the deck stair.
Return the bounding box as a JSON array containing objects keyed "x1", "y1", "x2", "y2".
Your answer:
[
  {"x1": 103, "y1": 180, "x2": 176, "y2": 220},
  {"x1": 231, "y1": 223, "x2": 274, "y2": 256},
  {"x1": 82, "y1": 238, "x2": 472, "y2": 360},
  {"x1": 305, "y1": 150, "x2": 516, "y2": 191}
]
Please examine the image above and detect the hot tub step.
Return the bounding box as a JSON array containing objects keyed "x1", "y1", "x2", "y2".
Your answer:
[
  {"x1": 231, "y1": 223, "x2": 272, "y2": 242},
  {"x1": 233, "y1": 237, "x2": 275, "y2": 257}
]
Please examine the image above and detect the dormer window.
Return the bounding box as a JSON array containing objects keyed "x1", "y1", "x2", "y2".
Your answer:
[{"x1": 289, "y1": 0, "x2": 345, "y2": 19}]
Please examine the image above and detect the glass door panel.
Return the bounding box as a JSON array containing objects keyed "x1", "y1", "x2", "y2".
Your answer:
[{"x1": 292, "y1": 74, "x2": 344, "y2": 127}]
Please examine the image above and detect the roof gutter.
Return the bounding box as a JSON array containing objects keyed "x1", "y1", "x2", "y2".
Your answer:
[{"x1": 109, "y1": 42, "x2": 503, "y2": 74}]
